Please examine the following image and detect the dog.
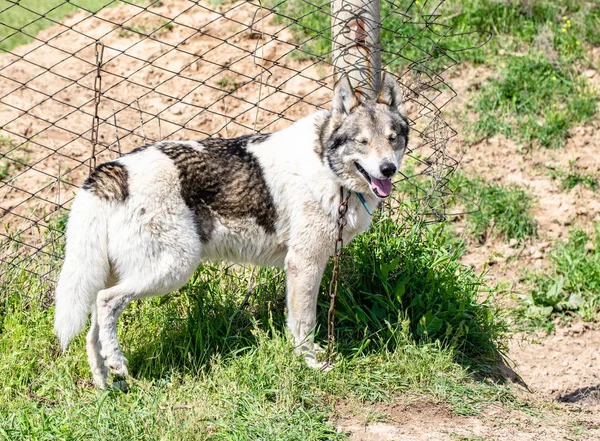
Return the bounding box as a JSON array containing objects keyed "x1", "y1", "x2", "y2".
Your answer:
[{"x1": 54, "y1": 72, "x2": 409, "y2": 388}]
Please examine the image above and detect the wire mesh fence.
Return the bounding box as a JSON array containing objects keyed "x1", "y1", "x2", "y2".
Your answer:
[{"x1": 0, "y1": 0, "x2": 478, "y2": 284}]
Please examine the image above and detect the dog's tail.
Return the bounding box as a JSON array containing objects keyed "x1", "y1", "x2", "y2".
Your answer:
[{"x1": 54, "y1": 191, "x2": 110, "y2": 350}]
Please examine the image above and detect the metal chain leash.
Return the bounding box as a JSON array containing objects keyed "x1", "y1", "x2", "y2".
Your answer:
[
  {"x1": 89, "y1": 41, "x2": 104, "y2": 175},
  {"x1": 324, "y1": 186, "x2": 351, "y2": 368}
]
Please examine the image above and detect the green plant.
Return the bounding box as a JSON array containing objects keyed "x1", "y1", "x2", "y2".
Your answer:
[
  {"x1": 0, "y1": 1, "x2": 145, "y2": 52},
  {"x1": 216, "y1": 76, "x2": 239, "y2": 92},
  {"x1": 547, "y1": 164, "x2": 598, "y2": 192},
  {"x1": 0, "y1": 213, "x2": 516, "y2": 438},
  {"x1": 451, "y1": 174, "x2": 537, "y2": 243},
  {"x1": 523, "y1": 225, "x2": 600, "y2": 322},
  {"x1": 0, "y1": 137, "x2": 31, "y2": 183},
  {"x1": 265, "y1": 0, "x2": 470, "y2": 72},
  {"x1": 471, "y1": 55, "x2": 596, "y2": 149},
  {"x1": 321, "y1": 208, "x2": 507, "y2": 373}
]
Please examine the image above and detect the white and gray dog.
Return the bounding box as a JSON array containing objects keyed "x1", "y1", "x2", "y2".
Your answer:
[{"x1": 54, "y1": 72, "x2": 409, "y2": 388}]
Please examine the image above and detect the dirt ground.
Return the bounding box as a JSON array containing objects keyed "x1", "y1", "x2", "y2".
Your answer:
[{"x1": 1, "y1": 1, "x2": 599, "y2": 439}]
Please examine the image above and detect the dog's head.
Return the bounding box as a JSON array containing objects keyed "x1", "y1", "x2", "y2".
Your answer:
[{"x1": 320, "y1": 72, "x2": 408, "y2": 199}]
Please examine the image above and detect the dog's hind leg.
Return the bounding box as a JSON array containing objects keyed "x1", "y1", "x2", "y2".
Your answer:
[
  {"x1": 86, "y1": 305, "x2": 108, "y2": 388},
  {"x1": 96, "y1": 285, "x2": 135, "y2": 377},
  {"x1": 95, "y1": 250, "x2": 202, "y2": 380}
]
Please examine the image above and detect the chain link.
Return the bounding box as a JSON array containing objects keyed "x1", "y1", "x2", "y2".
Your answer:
[
  {"x1": 324, "y1": 186, "x2": 351, "y2": 368},
  {"x1": 89, "y1": 41, "x2": 104, "y2": 175}
]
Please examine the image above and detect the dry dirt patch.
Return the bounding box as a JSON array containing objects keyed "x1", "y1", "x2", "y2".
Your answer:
[
  {"x1": 334, "y1": 396, "x2": 600, "y2": 441},
  {"x1": 510, "y1": 322, "x2": 600, "y2": 406}
]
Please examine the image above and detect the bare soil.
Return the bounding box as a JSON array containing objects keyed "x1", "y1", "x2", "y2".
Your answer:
[{"x1": 1, "y1": 1, "x2": 599, "y2": 439}]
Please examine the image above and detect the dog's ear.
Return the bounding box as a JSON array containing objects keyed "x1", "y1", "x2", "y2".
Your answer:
[
  {"x1": 332, "y1": 74, "x2": 359, "y2": 124},
  {"x1": 377, "y1": 72, "x2": 404, "y2": 110}
]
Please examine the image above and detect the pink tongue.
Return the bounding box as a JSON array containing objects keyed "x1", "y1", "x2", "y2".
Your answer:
[{"x1": 370, "y1": 177, "x2": 393, "y2": 197}]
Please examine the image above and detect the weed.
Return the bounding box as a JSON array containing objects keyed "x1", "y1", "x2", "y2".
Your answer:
[
  {"x1": 451, "y1": 173, "x2": 537, "y2": 243},
  {"x1": 522, "y1": 225, "x2": 600, "y2": 323},
  {"x1": 161, "y1": 21, "x2": 173, "y2": 32},
  {"x1": 470, "y1": 55, "x2": 597, "y2": 149},
  {"x1": 0, "y1": 163, "x2": 8, "y2": 180},
  {"x1": 0, "y1": 137, "x2": 31, "y2": 184},
  {"x1": 547, "y1": 164, "x2": 598, "y2": 192},
  {"x1": 447, "y1": 0, "x2": 598, "y2": 63},
  {"x1": 325, "y1": 211, "x2": 508, "y2": 373},
  {"x1": 216, "y1": 76, "x2": 239, "y2": 92},
  {"x1": 447, "y1": 1, "x2": 598, "y2": 148},
  {"x1": 265, "y1": 0, "x2": 470, "y2": 72}
]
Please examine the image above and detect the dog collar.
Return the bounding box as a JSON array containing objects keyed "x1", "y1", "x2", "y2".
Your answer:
[{"x1": 355, "y1": 192, "x2": 373, "y2": 216}]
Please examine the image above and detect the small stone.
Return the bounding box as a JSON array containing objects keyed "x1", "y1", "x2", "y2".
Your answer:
[
  {"x1": 532, "y1": 250, "x2": 543, "y2": 260},
  {"x1": 585, "y1": 242, "x2": 595, "y2": 252},
  {"x1": 509, "y1": 238, "x2": 518, "y2": 248}
]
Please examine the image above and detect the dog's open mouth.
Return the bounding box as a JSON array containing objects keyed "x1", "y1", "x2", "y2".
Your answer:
[{"x1": 355, "y1": 162, "x2": 393, "y2": 198}]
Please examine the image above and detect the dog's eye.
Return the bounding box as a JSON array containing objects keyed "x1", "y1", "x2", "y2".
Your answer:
[
  {"x1": 357, "y1": 139, "x2": 368, "y2": 145},
  {"x1": 388, "y1": 133, "x2": 397, "y2": 141}
]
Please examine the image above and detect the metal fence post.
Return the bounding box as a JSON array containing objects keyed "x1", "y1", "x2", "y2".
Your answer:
[{"x1": 331, "y1": 0, "x2": 382, "y2": 98}]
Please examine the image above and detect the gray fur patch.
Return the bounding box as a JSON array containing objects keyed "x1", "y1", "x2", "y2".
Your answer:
[
  {"x1": 318, "y1": 103, "x2": 409, "y2": 179},
  {"x1": 158, "y1": 134, "x2": 277, "y2": 243},
  {"x1": 82, "y1": 162, "x2": 129, "y2": 202}
]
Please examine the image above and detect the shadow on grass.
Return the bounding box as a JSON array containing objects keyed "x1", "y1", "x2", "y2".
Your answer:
[
  {"x1": 126, "y1": 211, "x2": 509, "y2": 383},
  {"x1": 126, "y1": 267, "x2": 287, "y2": 380}
]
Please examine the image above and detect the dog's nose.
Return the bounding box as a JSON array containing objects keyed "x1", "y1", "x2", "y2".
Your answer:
[{"x1": 380, "y1": 162, "x2": 397, "y2": 178}]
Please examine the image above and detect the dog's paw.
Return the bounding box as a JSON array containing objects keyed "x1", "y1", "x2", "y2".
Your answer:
[
  {"x1": 303, "y1": 351, "x2": 333, "y2": 372},
  {"x1": 313, "y1": 343, "x2": 326, "y2": 355},
  {"x1": 103, "y1": 353, "x2": 129, "y2": 377}
]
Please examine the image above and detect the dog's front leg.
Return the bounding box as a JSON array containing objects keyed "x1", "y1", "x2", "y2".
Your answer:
[{"x1": 285, "y1": 248, "x2": 329, "y2": 369}]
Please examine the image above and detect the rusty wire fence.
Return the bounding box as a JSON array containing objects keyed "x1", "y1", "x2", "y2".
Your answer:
[{"x1": 0, "y1": 0, "x2": 483, "y2": 284}]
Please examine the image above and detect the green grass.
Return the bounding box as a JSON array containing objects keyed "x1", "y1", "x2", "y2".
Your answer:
[
  {"x1": 266, "y1": 0, "x2": 473, "y2": 72},
  {"x1": 266, "y1": 0, "x2": 598, "y2": 149},
  {"x1": 547, "y1": 164, "x2": 598, "y2": 192},
  {"x1": 327, "y1": 215, "x2": 506, "y2": 372},
  {"x1": 470, "y1": 55, "x2": 596, "y2": 149},
  {"x1": 215, "y1": 76, "x2": 239, "y2": 93},
  {"x1": 0, "y1": 136, "x2": 31, "y2": 183},
  {"x1": 0, "y1": 0, "x2": 144, "y2": 52},
  {"x1": 446, "y1": 0, "x2": 599, "y2": 64},
  {"x1": 521, "y1": 225, "x2": 600, "y2": 324},
  {"x1": 452, "y1": 0, "x2": 598, "y2": 148},
  {"x1": 0, "y1": 200, "x2": 516, "y2": 439},
  {"x1": 451, "y1": 174, "x2": 537, "y2": 243}
]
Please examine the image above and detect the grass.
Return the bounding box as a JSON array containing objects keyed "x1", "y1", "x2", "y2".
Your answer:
[
  {"x1": 0, "y1": 200, "x2": 517, "y2": 439},
  {"x1": 451, "y1": 173, "x2": 537, "y2": 243},
  {"x1": 0, "y1": 136, "x2": 31, "y2": 184},
  {"x1": 265, "y1": 0, "x2": 472, "y2": 72},
  {"x1": 547, "y1": 163, "x2": 598, "y2": 192},
  {"x1": 215, "y1": 76, "x2": 239, "y2": 93},
  {"x1": 446, "y1": 0, "x2": 599, "y2": 64},
  {"x1": 470, "y1": 55, "x2": 597, "y2": 149},
  {"x1": 0, "y1": 0, "x2": 144, "y2": 52},
  {"x1": 328, "y1": 214, "x2": 506, "y2": 372},
  {"x1": 266, "y1": 0, "x2": 598, "y2": 149},
  {"x1": 453, "y1": 0, "x2": 599, "y2": 148},
  {"x1": 521, "y1": 225, "x2": 600, "y2": 324}
]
